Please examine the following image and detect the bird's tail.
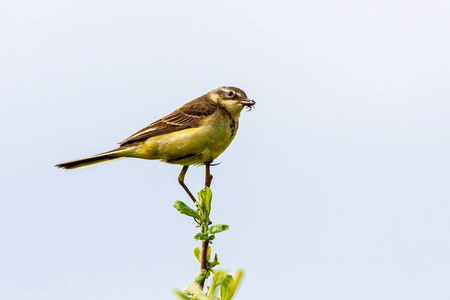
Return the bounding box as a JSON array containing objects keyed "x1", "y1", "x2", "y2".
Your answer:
[{"x1": 55, "y1": 149, "x2": 128, "y2": 170}]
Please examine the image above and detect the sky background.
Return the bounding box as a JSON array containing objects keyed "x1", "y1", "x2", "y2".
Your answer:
[{"x1": 1, "y1": 0, "x2": 450, "y2": 299}]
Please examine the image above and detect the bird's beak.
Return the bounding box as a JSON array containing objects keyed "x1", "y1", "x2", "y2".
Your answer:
[{"x1": 240, "y1": 98, "x2": 256, "y2": 108}]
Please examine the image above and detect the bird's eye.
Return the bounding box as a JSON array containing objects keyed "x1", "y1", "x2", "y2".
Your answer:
[{"x1": 227, "y1": 91, "x2": 234, "y2": 97}]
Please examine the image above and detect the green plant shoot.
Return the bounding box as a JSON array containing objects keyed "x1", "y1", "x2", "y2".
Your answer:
[{"x1": 173, "y1": 187, "x2": 244, "y2": 299}]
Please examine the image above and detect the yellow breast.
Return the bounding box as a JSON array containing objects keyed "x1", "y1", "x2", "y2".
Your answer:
[{"x1": 130, "y1": 109, "x2": 240, "y2": 165}]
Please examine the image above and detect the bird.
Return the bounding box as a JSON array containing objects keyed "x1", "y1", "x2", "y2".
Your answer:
[{"x1": 56, "y1": 86, "x2": 255, "y2": 203}]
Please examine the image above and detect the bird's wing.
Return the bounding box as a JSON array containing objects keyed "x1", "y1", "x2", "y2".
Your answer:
[{"x1": 119, "y1": 99, "x2": 218, "y2": 146}]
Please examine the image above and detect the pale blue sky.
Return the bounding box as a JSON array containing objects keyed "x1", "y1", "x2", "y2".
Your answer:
[{"x1": 1, "y1": 0, "x2": 449, "y2": 299}]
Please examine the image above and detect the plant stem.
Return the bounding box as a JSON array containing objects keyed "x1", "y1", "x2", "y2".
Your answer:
[
  {"x1": 200, "y1": 162, "x2": 213, "y2": 289},
  {"x1": 205, "y1": 162, "x2": 213, "y2": 187},
  {"x1": 200, "y1": 240, "x2": 208, "y2": 288}
]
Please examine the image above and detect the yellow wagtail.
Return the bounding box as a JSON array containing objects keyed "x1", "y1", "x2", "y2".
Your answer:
[{"x1": 56, "y1": 86, "x2": 255, "y2": 202}]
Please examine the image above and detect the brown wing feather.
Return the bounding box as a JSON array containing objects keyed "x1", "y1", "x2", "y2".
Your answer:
[{"x1": 119, "y1": 98, "x2": 217, "y2": 146}]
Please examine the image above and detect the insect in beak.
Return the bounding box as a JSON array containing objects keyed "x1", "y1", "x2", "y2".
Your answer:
[{"x1": 240, "y1": 99, "x2": 256, "y2": 111}]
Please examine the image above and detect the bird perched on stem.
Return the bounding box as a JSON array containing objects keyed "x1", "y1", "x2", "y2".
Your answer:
[{"x1": 56, "y1": 86, "x2": 255, "y2": 203}]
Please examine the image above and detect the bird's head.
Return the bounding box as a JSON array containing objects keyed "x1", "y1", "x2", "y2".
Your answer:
[{"x1": 209, "y1": 86, "x2": 255, "y2": 118}]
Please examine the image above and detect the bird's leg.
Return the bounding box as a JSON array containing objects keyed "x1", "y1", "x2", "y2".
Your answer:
[{"x1": 178, "y1": 166, "x2": 197, "y2": 204}]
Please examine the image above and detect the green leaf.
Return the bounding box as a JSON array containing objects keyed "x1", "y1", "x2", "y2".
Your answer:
[
  {"x1": 212, "y1": 253, "x2": 219, "y2": 266},
  {"x1": 194, "y1": 233, "x2": 208, "y2": 241},
  {"x1": 173, "y1": 201, "x2": 203, "y2": 221},
  {"x1": 206, "y1": 246, "x2": 211, "y2": 261},
  {"x1": 194, "y1": 247, "x2": 201, "y2": 263},
  {"x1": 197, "y1": 187, "x2": 212, "y2": 218},
  {"x1": 173, "y1": 290, "x2": 191, "y2": 300},
  {"x1": 208, "y1": 224, "x2": 229, "y2": 234},
  {"x1": 226, "y1": 270, "x2": 244, "y2": 300},
  {"x1": 192, "y1": 270, "x2": 207, "y2": 284},
  {"x1": 206, "y1": 270, "x2": 226, "y2": 300},
  {"x1": 183, "y1": 282, "x2": 206, "y2": 300},
  {"x1": 220, "y1": 275, "x2": 234, "y2": 300}
]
